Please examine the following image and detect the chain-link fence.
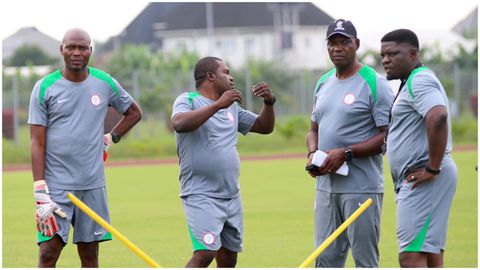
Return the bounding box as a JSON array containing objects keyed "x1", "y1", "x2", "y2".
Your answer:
[{"x1": 2, "y1": 61, "x2": 477, "y2": 143}]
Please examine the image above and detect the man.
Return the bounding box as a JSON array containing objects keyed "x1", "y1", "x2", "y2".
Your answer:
[
  {"x1": 306, "y1": 19, "x2": 394, "y2": 267},
  {"x1": 380, "y1": 29, "x2": 457, "y2": 267},
  {"x1": 171, "y1": 56, "x2": 275, "y2": 267},
  {"x1": 28, "y1": 28, "x2": 142, "y2": 267}
]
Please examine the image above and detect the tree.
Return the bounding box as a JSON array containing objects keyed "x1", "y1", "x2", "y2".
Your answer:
[
  {"x1": 7, "y1": 45, "x2": 58, "y2": 67},
  {"x1": 105, "y1": 45, "x2": 199, "y2": 131},
  {"x1": 233, "y1": 58, "x2": 298, "y2": 113}
]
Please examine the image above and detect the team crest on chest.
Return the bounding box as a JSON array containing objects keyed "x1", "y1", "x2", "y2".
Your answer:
[
  {"x1": 343, "y1": 93, "x2": 355, "y2": 105},
  {"x1": 90, "y1": 94, "x2": 101, "y2": 106}
]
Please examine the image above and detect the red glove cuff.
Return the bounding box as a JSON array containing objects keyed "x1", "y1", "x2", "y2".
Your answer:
[{"x1": 34, "y1": 180, "x2": 48, "y2": 193}]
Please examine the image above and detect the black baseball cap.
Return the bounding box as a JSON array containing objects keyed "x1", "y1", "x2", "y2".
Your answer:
[{"x1": 326, "y1": 19, "x2": 357, "y2": 39}]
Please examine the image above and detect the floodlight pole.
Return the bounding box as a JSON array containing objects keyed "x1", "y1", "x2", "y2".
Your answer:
[{"x1": 206, "y1": 2, "x2": 215, "y2": 55}]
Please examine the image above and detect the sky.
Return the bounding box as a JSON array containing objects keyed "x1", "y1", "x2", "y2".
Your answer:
[{"x1": 0, "y1": 0, "x2": 477, "y2": 44}]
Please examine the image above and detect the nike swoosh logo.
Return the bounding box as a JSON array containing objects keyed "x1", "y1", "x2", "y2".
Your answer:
[
  {"x1": 57, "y1": 98, "x2": 69, "y2": 103},
  {"x1": 94, "y1": 231, "x2": 104, "y2": 236},
  {"x1": 358, "y1": 202, "x2": 363, "y2": 207}
]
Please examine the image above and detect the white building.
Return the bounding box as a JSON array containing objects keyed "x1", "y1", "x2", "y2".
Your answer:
[
  {"x1": 3, "y1": 27, "x2": 60, "y2": 59},
  {"x1": 105, "y1": 2, "x2": 334, "y2": 70}
]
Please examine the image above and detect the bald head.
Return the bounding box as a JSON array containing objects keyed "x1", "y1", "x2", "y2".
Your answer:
[
  {"x1": 60, "y1": 28, "x2": 92, "y2": 75},
  {"x1": 62, "y1": 28, "x2": 91, "y2": 46}
]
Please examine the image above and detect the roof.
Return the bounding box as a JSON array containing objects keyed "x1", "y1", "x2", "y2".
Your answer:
[
  {"x1": 2, "y1": 27, "x2": 61, "y2": 59},
  {"x1": 452, "y1": 6, "x2": 478, "y2": 38},
  {"x1": 111, "y1": 2, "x2": 333, "y2": 47}
]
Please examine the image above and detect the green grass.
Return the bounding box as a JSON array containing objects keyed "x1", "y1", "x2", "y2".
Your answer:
[{"x1": 3, "y1": 151, "x2": 477, "y2": 267}]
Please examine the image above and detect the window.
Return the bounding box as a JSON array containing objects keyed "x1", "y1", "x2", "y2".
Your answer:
[
  {"x1": 176, "y1": 41, "x2": 187, "y2": 49},
  {"x1": 281, "y1": 31, "x2": 293, "y2": 49},
  {"x1": 215, "y1": 38, "x2": 236, "y2": 50},
  {"x1": 245, "y1": 38, "x2": 256, "y2": 55}
]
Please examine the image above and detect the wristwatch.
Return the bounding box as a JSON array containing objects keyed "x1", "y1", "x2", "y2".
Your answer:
[
  {"x1": 425, "y1": 165, "x2": 441, "y2": 175},
  {"x1": 111, "y1": 131, "x2": 121, "y2": 144},
  {"x1": 264, "y1": 96, "x2": 276, "y2": 106},
  {"x1": 344, "y1": 147, "x2": 353, "y2": 161}
]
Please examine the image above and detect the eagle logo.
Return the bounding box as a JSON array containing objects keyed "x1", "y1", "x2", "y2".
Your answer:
[{"x1": 335, "y1": 21, "x2": 345, "y2": 30}]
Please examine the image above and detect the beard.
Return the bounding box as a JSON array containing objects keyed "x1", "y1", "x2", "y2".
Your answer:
[{"x1": 386, "y1": 73, "x2": 397, "y2": 80}]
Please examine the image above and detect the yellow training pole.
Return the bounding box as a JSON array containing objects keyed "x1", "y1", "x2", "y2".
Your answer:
[
  {"x1": 67, "y1": 192, "x2": 161, "y2": 268},
  {"x1": 299, "y1": 198, "x2": 373, "y2": 268}
]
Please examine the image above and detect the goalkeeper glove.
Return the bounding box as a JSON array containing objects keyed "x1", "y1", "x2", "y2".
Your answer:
[{"x1": 34, "y1": 180, "x2": 67, "y2": 237}]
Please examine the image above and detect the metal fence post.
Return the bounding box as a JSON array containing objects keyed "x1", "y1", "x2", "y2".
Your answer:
[
  {"x1": 245, "y1": 69, "x2": 253, "y2": 111},
  {"x1": 12, "y1": 73, "x2": 19, "y2": 145}
]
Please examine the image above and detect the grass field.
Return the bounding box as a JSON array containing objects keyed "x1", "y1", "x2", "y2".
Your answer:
[{"x1": 3, "y1": 151, "x2": 477, "y2": 267}]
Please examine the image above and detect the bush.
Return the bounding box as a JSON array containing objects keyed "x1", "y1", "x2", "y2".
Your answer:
[
  {"x1": 451, "y1": 113, "x2": 478, "y2": 144},
  {"x1": 275, "y1": 115, "x2": 310, "y2": 140}
]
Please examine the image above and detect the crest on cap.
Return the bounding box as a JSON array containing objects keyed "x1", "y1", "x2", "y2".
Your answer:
[
  {"x1": 326, "y1": 19, "x2": 357, "y2": 39},
  {"x1": 335, "y1": 21, "x2": 345, "y2": 31}
]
